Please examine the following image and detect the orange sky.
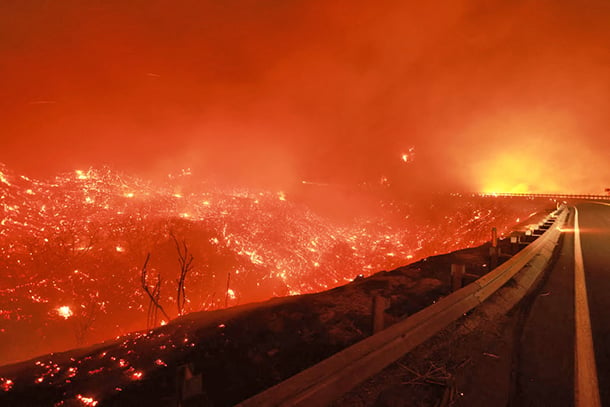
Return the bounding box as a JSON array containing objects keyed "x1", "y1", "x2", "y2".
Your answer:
[{"x1": 1, "y1": 0, "x2": 610, "y2": 193}]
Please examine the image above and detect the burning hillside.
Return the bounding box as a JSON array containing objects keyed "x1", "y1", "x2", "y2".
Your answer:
[{"x1": 1, "y1": 163, "x2": 552, "y2": 365}]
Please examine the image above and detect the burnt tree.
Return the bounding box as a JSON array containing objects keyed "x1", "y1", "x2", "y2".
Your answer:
[
  {"x1": 141, "y1": 253, "x2": 170, "y2": 328},
  {"x1": 171, "y1": 232, "x2": 194, "y2": 317}
]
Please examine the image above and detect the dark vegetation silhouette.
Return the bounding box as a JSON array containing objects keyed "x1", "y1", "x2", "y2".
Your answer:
[{"x1": 140, "y1": 233, "x2": 194, "y2": 328}]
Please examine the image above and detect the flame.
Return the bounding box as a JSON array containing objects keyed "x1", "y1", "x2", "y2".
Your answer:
[
  {"x1": 0, "y1": 171, "x2": 10, "y2": 186},
  {"x1": 57, "y1": 306, "x2": 73, "y2": 319},
  {"x1": 227, "y1": 288, "x2": 236, "y2": 300},
  {"x1": 75, "y1": 170, "x2": 89, "y2": 180}
]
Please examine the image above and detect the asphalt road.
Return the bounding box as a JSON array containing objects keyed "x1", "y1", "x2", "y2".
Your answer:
[{"x1": 514, "y1": 202, "x2": 610, "y2": 406}]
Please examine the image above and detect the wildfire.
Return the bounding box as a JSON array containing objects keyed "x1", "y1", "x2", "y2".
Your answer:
[
  {"x1": 0, "y1": 163, "x2": 553, "y2": 365},
  {"x1": 57, "y1": 306, "x2": 73, "y2": 320}
]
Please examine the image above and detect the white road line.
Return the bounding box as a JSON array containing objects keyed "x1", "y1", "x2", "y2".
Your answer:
[{"x1": 573, "y1": 207, "x2": 601, "y2": 407}]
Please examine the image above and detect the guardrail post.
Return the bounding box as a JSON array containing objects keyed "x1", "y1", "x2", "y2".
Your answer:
[
  {"x1": 451, "y1": 264, "x2": 465, "y2": 292},
  {"x1": 490, "y1": 227, "x2": 499, "y2": 269},
  {"x1": 510, "y1": 234, "x2": 519, "y2": 254},
  {"x1": 372, "y1": 295, "x2": 388, "y2": 334},
  {"x1": 176, "y1": 363, "x2": 203, "y2": 406}
]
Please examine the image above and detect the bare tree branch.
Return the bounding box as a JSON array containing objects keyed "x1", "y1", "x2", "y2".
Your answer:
[
  {"x1": 170, "y1": 232, "x2": 194, "y2": 316},
  {"x1": 141, "y1": 253, "x2": 170, "y2": 326}
]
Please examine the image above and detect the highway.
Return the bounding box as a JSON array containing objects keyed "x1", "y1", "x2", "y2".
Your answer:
[{"x1": 514, "y1": 202, "x2": 610, "y2": 406}]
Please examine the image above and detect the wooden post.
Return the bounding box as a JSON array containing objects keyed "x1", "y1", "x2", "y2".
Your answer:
[
  {"x1": 372, "y1": 295, "x2": 387, "y2": 334},
  {"x1": 224, "y1": 272, "x2": 231, "y2": 308},
  {"x1": 510, "y1": 235, "x2": 518, "y2": 254},
  {"x1": 490, "y1": 227, "x2": 499, "y2": 269},
  {"x1": 451, "y1": 264, "x2": 465, "y2": 292},
  {"x1": 177, "y1": 363, "x2": 203, "y2": 405}
]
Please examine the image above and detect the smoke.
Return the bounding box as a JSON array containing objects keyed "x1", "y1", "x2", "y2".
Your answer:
[{"x1": 1, "y1": 0, "x2": 610, "y2": 193}]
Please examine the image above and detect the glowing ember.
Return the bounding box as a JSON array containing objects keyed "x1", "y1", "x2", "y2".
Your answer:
[
  {"x1": 130, "y1": 371, "x2": 144, "y2": 380},
  {"x1": 67, "y1": 367, "x2": 78, "y2": 378},
  {"x1": 76, "y1": 394, "x2": 99, "y2": 406},
  {"x1": 57, "y1": 306, "x2": 73, "y2": 320},
  {"x1": 0, "y1": 378, "x2": 13, "y2": 392},
  {"x1": 88, "y1": 367, "x2": 104, "y2": 375}
]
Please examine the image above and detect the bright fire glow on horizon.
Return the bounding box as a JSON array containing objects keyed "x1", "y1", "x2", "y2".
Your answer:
[{"x1": 470, "y1": 127, "x2": 610, "y2": 195}]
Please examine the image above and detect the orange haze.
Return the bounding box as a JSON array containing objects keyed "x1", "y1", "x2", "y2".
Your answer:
[{"x1": 1, "y1": 0, "x2": 610, "y2": 194}]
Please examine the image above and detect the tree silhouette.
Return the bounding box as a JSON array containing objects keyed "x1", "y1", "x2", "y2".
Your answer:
[
  {"x1": 171, "y1": 232, "x2": 194, "y2": 317},
  {"x1": 140, "y1": 254, "x2": 170, "y2": 328}
]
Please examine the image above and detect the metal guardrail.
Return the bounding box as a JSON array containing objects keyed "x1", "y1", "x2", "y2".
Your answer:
[
  {"x1": 477, "y1": 192, "x2": 610, "y2": 200},
  {"x1": 236, "y1": 208, "x2": 568, "y2": 407}
]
